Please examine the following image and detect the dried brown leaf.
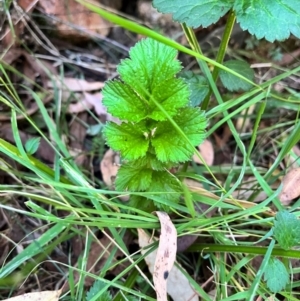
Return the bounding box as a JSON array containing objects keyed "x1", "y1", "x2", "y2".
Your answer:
[
  {"x1": 18, "y1": 0, "x2": 38, "y2": 11},
  {"x1": 48, "y1": 77, "x2": 104, "y2": 92},
  {"x1": 68, "y1": 92, "x2": 117, "y2": 121},
  {"x1": 1, "y1": 49, "x2": 23, "y2": 65},
  {"x1": 3, "y1": 289, "x2": 62, "y2": 301},
  {"x1": 100, "y1": 149, "x2": 120, "y2": 187},
  {"x1": 2, "y1": 50, "x2": 55, "y2": 88},
  {"x1": 1, "y1": 0, "x2": 38, "y2": 50},
  {"x1": 276, "y1": 48, "x2": 300, "y2": 66},
  {"x1": 193, "y1": 139, "x2": 214, "y2": 166},
  {"x1": 138, "y1": 227, "x2": 198, "y2": 301},
  {"x1": 286, "y1": 145, "x2": 300, "y2": 169},
  {"x1": 38, "y1": 0, "x2": 117, "y2": 39},
  {"x1": 279, "y1": 168, "x2": 300, "y2": 205},
  {"x1": 154, "y1": 212, "x2": 177, "y2": 301}
]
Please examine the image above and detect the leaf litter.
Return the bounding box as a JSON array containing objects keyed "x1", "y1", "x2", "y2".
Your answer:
[
  {"x1": 279, "y1": 168, "x2": 300, "y2": 205},
  {"x1": 1, "y1": 0, "x2": 300, "y2": 298},
  {"x1": 2, "y1": 289, "x2": 62, "y2": 301},
  {"x1": 138, "y1": 212, "x2": 198, "y2": 301}
]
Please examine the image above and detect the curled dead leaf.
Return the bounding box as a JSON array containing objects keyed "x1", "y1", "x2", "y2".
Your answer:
[
  {"x1": 100, "y1": 149, "x2": 120, "y2": 187},
  {"x1": 100, "y1": 149, "x2": 128, "y2": 201},
  {"x1": 67, "y1": 92, "x2": 119, "y2": 123},
  {"x1": 279, "y1": 168, "x2": 300, "y2": 205},
  {"x1": 153, "y1": 212, "x2": 177, "y2": 301},
  {"x1": 138, "y1": 225, "x2": 198, "y2": 301}
]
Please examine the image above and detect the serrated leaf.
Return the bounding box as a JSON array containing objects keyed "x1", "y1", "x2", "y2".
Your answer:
[
  {"x1": 86, "y1": 279, "x2": 112, "y2": 301},
  {"x1": 118, "y1": 38, "x2": 182, "y2": 99},
  {"x1": 149, "y1": 77, "x2": 190, "y2": 121},
  {"x1": 128, "y1": 195, "x2": 156, "y2": 212},
  {"x1": 263, "y1": 257, "x2": 289, "y2": 293},
  {"x1": 149, "y1": 171, "x2": 182, "y2": 203},
  {"x1": 115, "y1": 164, "x2": 153, "y2": 191},
  {"x1": 102, "y1": 80, "x2": 148, "y2": 122},
  {"x1": 104, "y1": 122, "x2": 149, "y2": 160},
  {"x1": 25, "y1": 137, "x2": 40, "y2": 155},
  {"x1": 134, "y1": 151, "x2": 174, "y2": 170},
  {"x1": 180, "y1": 71, "x2": 209, "y2": 107},
  {"x1": 273, "y1": 211, "x2": 300, "y2": 250},
  {"x1": 153, "y1": 0, "x2": 233, "y2": 28},
  {"x1": 219, "y1": 60, "x2": 254, "y2": 92},
  {"x1": 234, "y1": 0, "x2": 300, "y2": 42},
  {"x1": 115, "y1": 39, "x2": 188, "y2": 121},
  {"x1": 151, "y1": 108, "x2": 206, "y2": 163}
]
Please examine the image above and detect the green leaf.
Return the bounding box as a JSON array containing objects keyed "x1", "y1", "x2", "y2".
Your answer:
[
  {"x1": 115, "y1": 164, "x2": 153, "y2": 191},
  {"x1": 118, "y1": 38, "x2": 181, "y2": 98},
  {"x1": 153, "y1": 0, "x2": 300, "y2": 42},
  {"x1": 148, "y1": 77, "x2": 190, "y2": 121},
  {"x1": 104, "y1": 122, "x2": 149, "y2": 160},
  {"x1": 153, "y1": 0, "x2": 234, "y2": 28},
  {"x1": 128, "y1": 195, "x2": 156, "y2": 212},
  {"x1": 25, "y1": 137, "x2": 40, "y2": 155},
  {"x1": 234, "y1": 0, "x2": 300, "y2": 42},
  {"x1": 134, "y1": 151, "x2": 174, "y2": 170},
  {"x1": 149, "y1": 171, "x2": 182, "y2": 202},
  {"x1": 151, "y1": 108, "x2": 206, "y2": 163},
  {"x1": 273, "y1": 211, "x2": 300, "y2": 250},
  {"x1": 86, "y1": 279, "x2": 112, "y2": 301},
  {"x1": 219, "y1": 60, "x2": 254, "y2": 92},
  {"x1": 116, "y1": 38, "x2": 188, "y2": 121},
  {"x1": 87, "y1": 124, "x2": 103, "y2": 136},
  {"x1": 102, "y1": 80, "x2": 148, "y2": 122},
  {"x1": 263, "y1": 257, "x2": 289, "y2": 293},
  {"x1": 180, "y1": 71, "x2": 209, "y2": 107}
]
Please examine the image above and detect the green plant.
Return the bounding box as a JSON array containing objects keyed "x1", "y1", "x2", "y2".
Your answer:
[
  {"x1": 74, "y1": 0, "x2": 300, "y2": 297},
  {"x1": 0, "y1": 0, "x2": 300, "y2": 299},
  {"x1": 102, "y1": 38, "x2": 206, "y2": 209},
  {"x1": 153, "y1": 0, "x2": 300, "y2": 43}
]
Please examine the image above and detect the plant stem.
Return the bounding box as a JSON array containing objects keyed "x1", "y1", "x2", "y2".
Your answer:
[
  {"x1": 212, "y1": 10, "x2": 236, "y2": 82},
  {"x1": 188, "y1": 243, "x2": 300, "y2": 258},
  {"x1": 202, "y1": 10, "x2": 236, "y2": 110}
]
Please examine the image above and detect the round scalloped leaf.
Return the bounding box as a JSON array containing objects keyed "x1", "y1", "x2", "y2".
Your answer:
[
  {"x1": 115, "y1": 164, "x2": 153, "y2": 191},
  {"x1": 151, "y1": 108, "x2": 206, "y2": 163},
  {"x1": 104, "y1": 122, "x2": 149, "y2": 160},
  {"x1": 153, "y1": 0, "x2": 233, "y2": 28},
  {"x1": 219, "y1": 60, "x2": 254, "y2": 92},
  {"x1": 180, "y1": 71, "x2": 209, "y2": 107},
  {"x1": 234, "y1": 0, "x2": 300, "y2": 42},
  {"x1": 264, "y1": 257, "x2": 289, "y2": 293},
  {"x1": 273, "y1": 211, "x2": 300, "y2": 250},
  {"x1": 102, "y1": 80, "x2": 148, "y2": 122}
]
